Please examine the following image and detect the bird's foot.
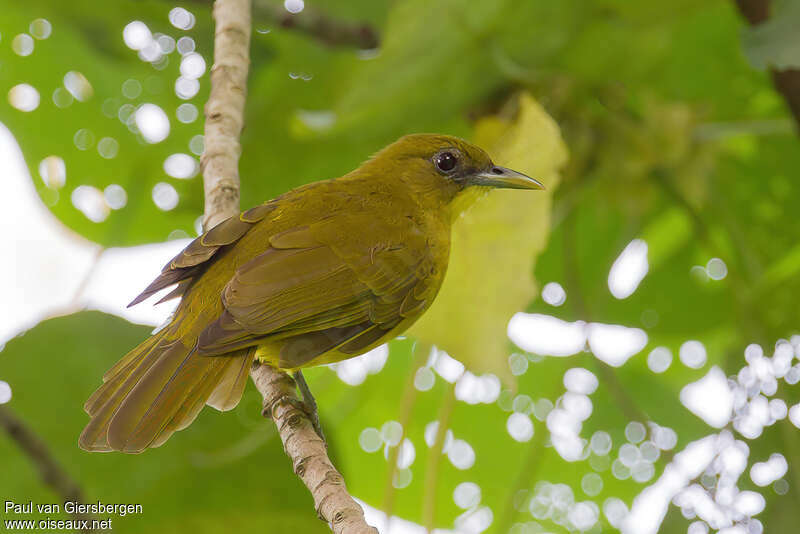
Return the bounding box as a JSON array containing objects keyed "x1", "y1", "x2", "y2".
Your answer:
[{"x1": 292, "y1": 371, "x2": 326, "y2": 445}]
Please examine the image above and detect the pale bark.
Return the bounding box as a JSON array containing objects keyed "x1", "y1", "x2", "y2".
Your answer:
[
  {"x1": 251, "y1": 367, "x2": 378, "y2": 534},
  {"x1": 202, "y1": 2, "x2": 376, "y2": 532},
  {"x1": 202, "y1": 0, "x2": 251, "y2": 229}
]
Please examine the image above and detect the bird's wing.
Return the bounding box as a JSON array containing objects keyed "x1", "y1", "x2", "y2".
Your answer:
[
  {"x1": 196, "y1": 215, "x2": 441, "y2": 368},
  {"x1": 128, "y1": 202, "x2": 278, "y2": 307}
]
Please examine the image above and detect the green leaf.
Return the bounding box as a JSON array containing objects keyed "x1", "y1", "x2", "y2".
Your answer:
[
  {"x1": 0, "y1": 1, "x2": 213, "y2": 245},
  {"x1": 0, "y1": 312, "x2": 327, "y2": 533},
  {"x1": 409, "y1": 93, "x2": 567, "y2": 383}
]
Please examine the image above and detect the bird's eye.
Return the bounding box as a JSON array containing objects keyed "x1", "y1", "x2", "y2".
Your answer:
[{"x1": 434, "y1": 151, "x2": 458, "y2": 173}]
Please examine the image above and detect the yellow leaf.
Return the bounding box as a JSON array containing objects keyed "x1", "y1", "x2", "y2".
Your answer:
[{"x1": 408, "y1": 93, "x2": 568, "y2": 385}]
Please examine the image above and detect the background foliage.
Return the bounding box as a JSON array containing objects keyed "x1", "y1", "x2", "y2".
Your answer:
[{"x1": 2, "y1": 0, "x2": 799, "y2": 533}]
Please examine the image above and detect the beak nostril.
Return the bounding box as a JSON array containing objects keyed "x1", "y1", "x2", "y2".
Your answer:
[{"x1": 491, "y1": 167, "x2": 504, "y2": 175}]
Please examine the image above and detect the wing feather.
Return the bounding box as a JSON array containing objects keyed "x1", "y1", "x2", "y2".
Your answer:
[
  {"x1": 196, "y1": 219, "x2": 439, "y2": 368},
  {"x1": 128, "y1": 203, "x2": 276, "y2": 307}
]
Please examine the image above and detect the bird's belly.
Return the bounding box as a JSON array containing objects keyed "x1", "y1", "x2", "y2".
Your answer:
[{"x1": 254, "y1": 312, "x2": 428, "y2": 371}]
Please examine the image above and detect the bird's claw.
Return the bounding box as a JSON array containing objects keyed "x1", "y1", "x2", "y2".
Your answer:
[{"x1": 291, "y1": 371, "x2": 327, "y2": 445}]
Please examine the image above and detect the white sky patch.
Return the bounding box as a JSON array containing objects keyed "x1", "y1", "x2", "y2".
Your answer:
[
  {"x1": 164, "y1": 153, "x2": 198, "y2": 179},
  {"x1": 453, "y1": 482, "x2": 481, "y2": 510},
  {"x1": 587, "y1": 323, "x2": 648, "y2": 367},
  {"x1": 135, "y1": 103, "x2": 170, "y2": 143},
  {"x1": 12, "y1": 34, "x2": 35, "y2": 56},
  {"x1": 123, "y1": 21, "x2": 152, "y2": 50},
  {"x1": 431, "y1": 348, "x2": 465, "y2": 383},
  {"x1": 750, "y1": 454, "x2": 787, "y2": 486},
  {"x1": 82, "y1": 241, "x2": 190, "y2": 327},
  {"x1": 177, "y1": 36, "x2": 196, "y2": 55},
  {"x1": 104, "y1": 184, "x2": 127, "y2": 210},
  {"x1": 541, "y1": 281, "x2": 566, "y2": 306},
  {"x1": 152, "y1": 182, "x2": 179, "y2": 210},
  {"x1": 71, "y1": 185, "x2": 109, "y2": 223},
  {"x1": 508, "y1": 313, "x2": 647, "y2": 366},
  {"x1": 0, "y1": 121, "x2": 199, "y2": 341},
  {"x1": 547, "y1": 390, "x2": 591, "y2": 462},
  {"x1": 175, "y1": 77, "x2": 200, "y2": 99},
  {"x1": 284, "y1": 0, "x2": 305, "y2": 14},
  {"x1": 176, "y1": 103, "x2": 198, "y2": 123},
  {"x1": 680, "y1": 340, "x2": 707, "y2": 369},
  {"x1": 680, "y1": 366, "x2": 733, "y2": 428},
  {"x1": 622, "y1": 434, "x2": 718, "y2": 534},
  {"x1": 296, "y1": 109, "x2": 337, "y2": 132},
  {"x1": 608, "y1": 239, "x2": 649, "y2": 299},
  {"x1": 30, "y1": 19, "x2": 52, "y2": 40},
  {"x1": 647, "y1": 346, "x2": 672, "y2": 373},
  {"x1": 63, "y1": 71, "x2": 93, "y2": 101},
  {"x1": 423, "y1": 421, "x2": 453, "y2": 452},
  {"x1": 0, "y1": 381, "x2": 13, "y2": 404},
  {"x1": 789, "y1": 403, "x2": 800, "y2": 428},
  {"x1": 455, "y1": 372, "x2": 500, "y2": 405},
  {"x1": 328, "y1": 344, "x2": 389, "y2": 386},
  {"x1": 563, "y1": 367, "x2": 598, "y2": 395},
  {"x1": 169, "y1": 7, "x2": 195, "y2": 30},
  {"x1": 180, "y1": 52, "x2": 206, "y2": 79},
  {"x1": 0, "y1": 124, "x2": 100, "y2": 345},
  {"x1": 447, "y1": 438, "x2": 476, "y2": 470},
  {"x1": 508, "y1": 313, "x2": 587, "y2": 356},
  {"x1": 38, "y1": 156, "x2": 66, "y2": 189},
  {"x1": 8, "y1": 84, "x2": 40, "y2": 112},
  {"x1": 506, "y1": 412, "x2": 534, "y2": 442},
  {"x1": 354, "y1": 497, "x2": 456, "y2": 534}
]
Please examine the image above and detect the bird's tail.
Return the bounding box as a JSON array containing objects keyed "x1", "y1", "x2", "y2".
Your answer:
[{"x1": 79, "y1": 324, "x2": 255, "y2": 453}]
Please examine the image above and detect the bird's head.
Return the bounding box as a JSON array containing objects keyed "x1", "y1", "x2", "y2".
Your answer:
[{"x1": 357, "y1": 134, "x2": 543, "y2": 213}]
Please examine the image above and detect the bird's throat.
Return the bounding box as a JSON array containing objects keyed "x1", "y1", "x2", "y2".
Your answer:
[{"x1": 449, "y1": 185, "x2": 492, "y2": 222}]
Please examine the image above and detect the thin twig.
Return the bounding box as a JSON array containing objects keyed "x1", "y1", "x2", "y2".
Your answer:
[
  {"x1": 495, "y1": 421, "x2": 549, "y2": 534},
  {"x1": 495, "y1": 378, "x2": 564, "y2": 534},
  {"x1": 0, "y1": 406, "x2": 95, "y2": 531},
  {"x1": 421, "y1": 384, "x2": 456, "y2": 532},
  {"x1": 561, "y1": 204, "x2": 650, "y2": 427},
  {"x1": 733, "y1": 0, "x2": 800, "y2": 132},
  {"x1": 252, "y1": 0, "x2": 378, "y2": 49},
  {"x1": 382, "y1": 342, "x2": 428, "y2": 518},
  {"x1": 180, "y1": 0, "x2": 379, "y2": 49},
  {"x1": 202, "y1": 1, "x2": 376, "y2": 532}
]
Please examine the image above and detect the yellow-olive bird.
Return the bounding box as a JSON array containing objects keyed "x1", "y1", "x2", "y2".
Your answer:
[{"x1": 80, "y1": 134, "x2": 543, "y2": 453}]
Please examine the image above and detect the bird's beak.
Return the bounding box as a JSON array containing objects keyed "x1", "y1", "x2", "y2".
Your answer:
[{"x1": 471, "y1": 166, "x2": 545, "y2": 190}]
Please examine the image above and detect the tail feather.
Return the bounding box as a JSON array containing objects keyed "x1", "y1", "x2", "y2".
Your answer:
[
  {"x1": 101, "y1": 329, "x2": 165, "y2": 382},
  {"x1": 79, "y1": 336, "x2": 179, "y2": 452},
  {"x1": 148, "y1": 355, "x2": 231, "y2": 448},
  {"x1": 84, "y1": 332, "x2": 167, "y2": 417},
  {"x1": 106, "y1": 340, "x2": 204, "y2": 452},
  {"x1": 207, "y1": 347, "x2": 255, "y2": 411},
  {"x1": 80, "y1": 328, "x2": 253, "y2": 453}
]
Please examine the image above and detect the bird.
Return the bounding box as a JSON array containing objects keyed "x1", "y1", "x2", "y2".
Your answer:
[{"x1": 79, "y1": 133, "x2": 543, "y2": 453}]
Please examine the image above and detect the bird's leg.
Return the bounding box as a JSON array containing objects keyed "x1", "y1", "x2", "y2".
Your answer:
[{"x1": 292, "y1": 370, "x2": 326, "y2": 443}]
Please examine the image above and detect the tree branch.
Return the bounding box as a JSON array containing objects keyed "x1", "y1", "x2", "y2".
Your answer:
[
  {"x1": 202, "y1": 0, "x2": 250, "y2": 229},
  {"x1": 421, "y1": 384, "x2": 456, "y2": 532},
  {"x1": 0, "y1": 406, "x2": 95, "y2": 531},
  {"x1": 381, "y1": 342, "x2": 427, "y2": 519},
  {"x1": 202, "y1": 2, "x2": 376, "y2": 532},
  {"x1": 250, "y1": 366, "x2": 377, "y2": 533},
  {"x1": 252, "y1": 0, "x2": 379, "y2": 49},
  {"x1": 734, "y1": 0, "x2": 800, "y2": 131}
]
